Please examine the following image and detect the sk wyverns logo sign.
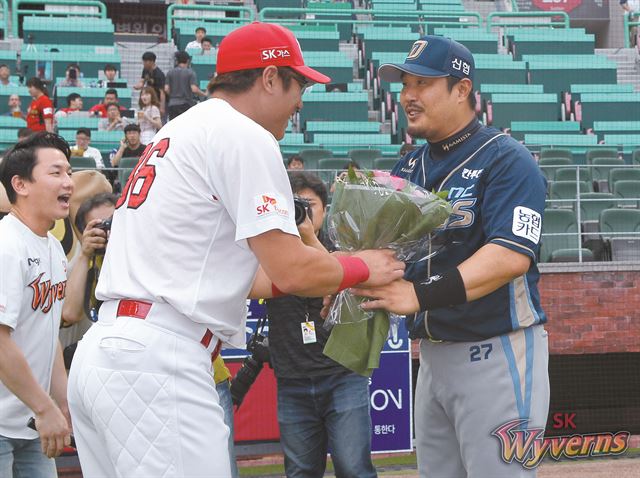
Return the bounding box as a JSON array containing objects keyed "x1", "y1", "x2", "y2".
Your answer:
[
  {"x1": 407, "y1": 40, "x2": 428, "y2": 60},
  {"x1": 254, "y1": 193, "x2": 290, "y2": 219},
  {"x1": 261, "y1": 48, "x2": 291, "y2": 61}
]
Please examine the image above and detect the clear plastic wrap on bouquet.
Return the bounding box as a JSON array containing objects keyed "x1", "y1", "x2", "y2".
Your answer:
[{"x1": 326, "y1": 169, "x2": 452, "y2": 327}]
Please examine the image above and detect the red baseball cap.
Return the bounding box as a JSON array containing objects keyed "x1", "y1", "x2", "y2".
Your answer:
[{"x1": 216, "y1": 22, "x2": 331, "y2": 84}]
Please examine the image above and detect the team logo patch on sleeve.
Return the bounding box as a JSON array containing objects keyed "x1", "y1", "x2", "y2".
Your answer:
[
  {"x1": 512, "y1": 206, "x2": 542, "y2": 244},
  {"x1": 254, "y1": 193, "x2": 290, "y2": 219}
]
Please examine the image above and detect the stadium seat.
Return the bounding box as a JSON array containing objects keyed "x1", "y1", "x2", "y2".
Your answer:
[
  {"x1": 538, "y1": 157, "x2": 572, "y2": 181},
  {"x1": 348, "y1": 149, "x2": 384, "y2": 165},
  {"x1": 554, "y1": 167, "x2": 591, "y2": 183},
  {"x1": 299, "y1": 148, "x2": 333, "y2": 169},
  {"x1": 507, "y1": 29, "x2": 595, "y2": 60},
  {"x1": 540, "y1": 208, "x2": 586, "y2": 263},
  {"x1": 524, "y1": 55, "x2": 617, "y2": 94},
  {"x1": 633, "y1": 149, "x2": 640, "y2": 165},
  {"x1": 612, "y1": 180, "x2": 640, "y2": 208},
  {"x1": 318, "y1": 158, "x2": 353, "y2": 170},
  {"x1": 577, "y1": 93, "x2": 640, "y2": 128},
  {"x1": 591, "y1": 157, "x2": 626, "y2": 192},
  {"x1": 550, "y1": 248, "x2": 595, "y2": 263},
  {"x1": 488, "y1": 94, "x2": 560, "y2": 130},
  {"x1": 540, "y1": 149, "x2": 573, "y2": 160},
  {"x1": 509, "y1": 121, "x2": 580, "y2": 141},
  {"x1": 373, "y1": 157, "x2": 397, "y2": 171},
  {"x1": 609, "y1": 168, "x2": 640, "y2": 191},
  {"x1": 70, "y1": 156, "x2": 97, "y2": 170},
  {"x1": 599, "y1": 209, "x2": 640, "y2": 260},
  {"x1": 549, "y1": 181, "x2": 592, "y2": 208},
  {"x1": 586, "y1": 148, "x2": 618, "y2": 163},
  {"x1": 117, "y1": 157, "x2": 139, "y2": 187},
  {"x1": 578, "y1": 192, "x2": 616, "y2": 230}
]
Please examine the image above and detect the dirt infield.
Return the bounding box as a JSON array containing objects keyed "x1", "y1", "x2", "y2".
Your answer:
[{"x1": 537, "y1": 457, "x2": 640, "y2": 477}]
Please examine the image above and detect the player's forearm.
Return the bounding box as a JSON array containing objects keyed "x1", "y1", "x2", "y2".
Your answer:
[
  {"x1": 457, "y1": 243, "x2": 531, "y2": 301},
  {"x1": 49, "y1": 342, "x2": 69, "y2": 413},
  {"x1": 0, "y1": 327, "x2": 59, "y2": 416},
  {"x1": 61, "y1": 255, "x2": 90, "y2": 324}
]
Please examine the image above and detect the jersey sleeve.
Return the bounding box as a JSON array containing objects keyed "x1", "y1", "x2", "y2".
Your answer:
[
  {"x1": 481, "y1": 140, "x2": 547, "y2": 261},
  {"x1": 40, "y1": 96, "x2": 54, "y2": 119},
  {"x1": 0, "y1": 243, "x2": 26, "y2": 330},
  {"x1": 207, "y1": 124, "x2": 299, "y2": 242}
]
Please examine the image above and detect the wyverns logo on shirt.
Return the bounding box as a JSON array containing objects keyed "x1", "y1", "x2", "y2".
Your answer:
[
  {"x1": 261, "y1": 48, "x2": 291, "y2": 61},
  {"x1": 254, "y1": 193, "x2": 290, "y2": 219},
  {"x1": 28, "y1": 272, "x2": 67, "y2": 313}
]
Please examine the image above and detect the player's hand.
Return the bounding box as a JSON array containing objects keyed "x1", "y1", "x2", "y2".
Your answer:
[
  {"x1": 80, "y1": 218, "x2": 108, "y2": 257},
  {"x1": 353, "y1": 249, "x2": 405, "y2": 287},
  {"x1": 352, "y1": 279, "x2": 420, "y2": 315},
  {"x1": 35, "y1": 402, "x2": 71, "y2": 458},
  {"x1": 320, "y1": 294, "x2": 335, "y2": 320}
]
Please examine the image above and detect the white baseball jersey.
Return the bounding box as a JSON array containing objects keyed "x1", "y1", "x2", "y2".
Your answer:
[
  {"x1": 0, "y1": 214, "x2": 67, "y2": 439},
  {"x1": 96, "y1": 98, "x2": 299, "y2": 347}
]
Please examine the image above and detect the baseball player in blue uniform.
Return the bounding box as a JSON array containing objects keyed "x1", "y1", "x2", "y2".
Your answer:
[{"x1": 354, "y1": 36, "x2": 549, "y2": 477}]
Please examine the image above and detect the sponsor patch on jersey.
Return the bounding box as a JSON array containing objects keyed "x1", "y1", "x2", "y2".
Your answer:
[
  {"x1": 254, "y1": 193, "x2": 290, "y2": 219},
  {"x1": 512, "y1": 206, "x2": 541, "y2": 244}
]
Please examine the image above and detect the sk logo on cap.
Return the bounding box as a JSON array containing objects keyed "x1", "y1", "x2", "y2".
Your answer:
[{"x1": 407, "y1": 40, "x2": 428, "y2": 60}]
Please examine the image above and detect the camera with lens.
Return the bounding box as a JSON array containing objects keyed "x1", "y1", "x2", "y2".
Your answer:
[
  {"x1": 94, "y1": 217, "x2": 112, "y2": 254},
  {"x1": 229, "y1": 331, "x2": 270, "y2": 408},
  {"x1": 294, "y1": 196, "x2": 313, "y2": 226}
]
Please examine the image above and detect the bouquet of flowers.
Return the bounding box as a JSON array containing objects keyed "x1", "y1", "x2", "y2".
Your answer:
[{"x1": 323, "y1": 168, "x2": 452, "y2": 376}]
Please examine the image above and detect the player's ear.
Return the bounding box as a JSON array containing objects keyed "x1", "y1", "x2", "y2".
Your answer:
[
  {"x1": 10, "y1": 174, "x2": 30, "y2": 199},
  {"x1": 261, "y1": 66, "x2": 279, "y2": 94},
  {"x1": 456, "y1": 78, "x2": 473, "y2": 105}
]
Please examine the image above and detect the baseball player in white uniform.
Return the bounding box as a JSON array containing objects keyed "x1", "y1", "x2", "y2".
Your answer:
[
  {"x1": 0, "y1": 132, "x2": 73, "y2": 477},
  {"x1": 67, "y1": 22, "x2": 404, "y2": 478}
]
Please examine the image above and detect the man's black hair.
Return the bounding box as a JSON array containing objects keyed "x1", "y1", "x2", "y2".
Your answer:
[
  {"x1": 103, "y1": 64, "x2": 117, "y2": 72},
  {"x1": 288, "y1": 171, "x2": 328, "y2": 208},
  {"x1": 75, "y1": 192, "x2": 118, "y2": 233},
  {"x1": 124, "y1": 123, "x2": 141, "y2": 133},
  {"x1": 142, "y1": 51, "x2": 156, "y2": 62},
  {"x1": 76, "y1": 128, "x2": 91, "y2": 137},
  {"x1": 0, "y1": 132, "x2": 71, "y2": 203},
  {"x1": 286, "y1": 155, "x2": 304, "y2": 167},
  {"x1": 105, "y1": 88, "x2": 118, "y2": 98},
  {"x1": 66, "y1": 92, "x2": 82, "y2": 107},
  {"x1": 175, "y1": 51, "x2": 190, "y2": 65},
  {"x1": 195, "y1": 27, "x2": 206, "y2": 34}
]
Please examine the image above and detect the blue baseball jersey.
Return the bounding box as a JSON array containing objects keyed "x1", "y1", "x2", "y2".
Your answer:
[{"x1": 392, "y1": 122, "x2": 547, "y2": 342}]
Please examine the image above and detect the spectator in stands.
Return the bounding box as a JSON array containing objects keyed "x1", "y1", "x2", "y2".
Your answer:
[
  {"x1": 110, "y1": 123, "x2": 146, "y2": 167},
  {"x1": 4, "y1": 94, "x2": 23, "y2": 118},
  {"x1": 266, "y1": 171, "x2": 377, "y2": 478},
  {"x1": 98, "y1": 64, "x2": 119, "y2": 88},
  {"x1": 0, "y1": 64, "x2": 16, "y2": 87},
  {"x1": 621, "y1": 0, "x2": 640, "y2": 60},
  {"x1": 54, "y1": 93, "x2": 84, "y2": 119},
  {"x1": 138, "y1": 86, "x2": 162, "y2": 144},
  {"x1": 186, "y1": 26, "x2": 207, "y2": 50},
  {"x1": 98, "y1": 103, "x2": 128, "y2": 132},
  {"x1": 164, "y1": 51, "x2": 206, "y2": 120},
  {"x1": 17, "y1": 128, "x2": 32, "y2": 141},
  {"x1": 58, "y1": 63, "x2": 84, "y2": 88},
  {"x1": 89, "y1": 89, "x2": 126, "y2": 118},
  {"x1": 286, "y1": 155, "x2": 304, "y2": 170},
  {"x1": 134, "y1": 52, "x2": 166, "y2": 116},
  {"x1": 26, "y1": 77, "x2": 54, "y2": 133},
  {"x1": 201, "y1": 38, "x2": 214, "y2": 55},
  {"x1": 70, "y1": 128, "x2": 105, "y2": 169}
]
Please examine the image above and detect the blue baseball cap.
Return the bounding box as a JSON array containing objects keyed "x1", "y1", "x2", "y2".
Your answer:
[{"x1": 378, "y1": 35, "x2": 474, "y2": 83}]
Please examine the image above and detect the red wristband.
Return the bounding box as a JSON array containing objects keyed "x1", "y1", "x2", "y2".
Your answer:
[
  {"x1": 337, "y1": 256, "x2": 370, "y2": 291},
  {"x1": 271, "y1": 283, "x2": 286, "y2": 298}
]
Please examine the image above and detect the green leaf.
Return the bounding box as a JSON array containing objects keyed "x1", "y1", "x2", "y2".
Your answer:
[{"x1": 347, "y1": 164, "x2": 358, "y2": 183}]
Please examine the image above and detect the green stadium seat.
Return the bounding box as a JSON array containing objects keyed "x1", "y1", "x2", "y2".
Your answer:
[
  {"x1": 299, "y1": 92, "x2": 369, "y2": 123},
  {"x1": 56, "y1": 116, "x2": 101, "y2": 130},
  {"x1": 507, "y1": 30, "x2": 595, "y2": 60},
  {"x1": 374, "y1": 157, "x2": 397, "y2": 171},
  {"x1": 577, "y1": 94, "x2": 640, "y2": 128},
  {"x1": 633, "y1": 149, "x2": 640, "y2": 165},
  {"x1": 474, "y1": 54, "x2": 527, "y2": 85},
  {"x1": 70, "y1": 156, "x2": 97, "y2": 170},
  {"x1": 0, "y1": 50, "x2": 18, "y2": 72},
  {"x1": 549, "y1": 181, "x2": 592, "y2": 208},
  {"x1": 489, "y1": 94, "x2": 560, "y2": 130},
  {"x1": 549, "y1": 248, "x2": 594, "y2": 262},
  {"x1": 569, "y1": 84, "x2": 634, "y2": 94},
  {"x1": 23, "y1": 16, "x2": 115, "y2": 46},
  {"x1": 591, "y1": 157, "x2": 626, "y2": 192},
  {"x1": 592, "y1": 121, "x2": 640, "y2": 137},
  {"x1": 432, "y1": 28, "x2": 499, "y2": 54},
  {"x1": 479, "y1": 84, "x2": 544, "y2": 96},
  {"x1": 56, "y1": 87, "x2": 132, "y2": 109},
  {"x1": 527, "y1": 136, "x2": 599, "y2": 163},
  {"x1": 612, "y1": 180, "x2": 640, "y2": 208},
  {"x1": 540, "y1": 208, "x2": 584, "y2": 263},
  {"x1": 0, "y1": 116, "x2": 26, "y2": 128},
  {"x1": 305, "y1": 121, "x2": 381, "y2": 141},
  {"x1": 349, "y1": 149, "x2": 384, "y2": 165},
  {"x1": 586, "y1": 148, "x2": 618, "y2": 163},
  {"x1": 117, "y1": 157, "x2": 139, "y2": 187},
  {"x1": 609, "y1": 168, "x2": 640, "y2": 189},
  {"x1": 318, "y1": 158, "x2": 353, "y2": 170},
  {"x1": 0, "y1": 128, "x2": 19, "y2": 151},
  {"x1": 603, "y1": 134, "x2": 640, "y2": 155},
  {"x1": 554, "y1": 167, "x2": 591, "y2": 183},
  {"x1": 538, "y1": 157, "x2": 573, "y2": 181},
  {"x1": 524, "y1": 55, "x2": 617, "y2": 94},
  {"x1": 599, "y1": 208, "x2": 640, "y2": 239},
  {"x1": 510, "y1": 121, "x2": 580, "y2": 142},
  {"x1": 299, "y1": 148, "x2": 333, "y2": 168},
  {"x1": 540, "y1": 149, "x2": 573, "y2": 160},
  {"x1": 579, "y1": 192, "x2": 616, "y2": 223}
]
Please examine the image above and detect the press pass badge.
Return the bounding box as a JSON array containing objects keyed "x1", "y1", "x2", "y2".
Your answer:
[{"x1": 301, "y1": 321, "x2": 317, "y2": 344}]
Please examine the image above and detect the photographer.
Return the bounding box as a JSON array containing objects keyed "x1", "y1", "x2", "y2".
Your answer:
[
  {"x1": 266, "y1": 172, "x2": 377, "y2": 478},
  {"x1": 58, "y1": 63, "x2": 84, "y2": 88}
]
